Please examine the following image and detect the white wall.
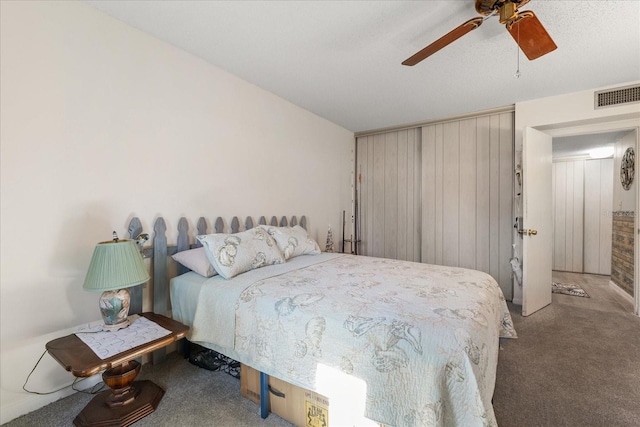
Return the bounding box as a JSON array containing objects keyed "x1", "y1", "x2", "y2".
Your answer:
[
  {"x1": 0, "y1": 2, "x2": 354, "y2": 423},
  {"x1": 613, "y1": 130, "x2": 638, "y2": 211},
  {"x1": 513, "y1": 81, "x2": 640, "y2": 305}
]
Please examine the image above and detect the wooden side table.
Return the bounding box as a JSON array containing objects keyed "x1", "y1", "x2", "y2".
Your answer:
[{"x1": 46, "y1": 312, "x2": 189, "y2": 427}]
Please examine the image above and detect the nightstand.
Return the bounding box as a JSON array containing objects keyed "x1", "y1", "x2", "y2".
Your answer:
[{"x1": 46, "y1": 312, "x2": 189, "y2": 427}]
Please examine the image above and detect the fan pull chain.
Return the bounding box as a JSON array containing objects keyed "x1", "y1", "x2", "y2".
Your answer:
[{"x1": 515, "y1": 22, "x2": 521, "y2": 78}]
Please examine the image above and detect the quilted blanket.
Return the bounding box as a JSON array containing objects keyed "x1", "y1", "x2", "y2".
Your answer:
[{"x1": 225, "y1": 254, "x2": 516, "y2": 427}]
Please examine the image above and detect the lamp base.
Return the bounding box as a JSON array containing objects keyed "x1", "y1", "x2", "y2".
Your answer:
[
  {"x1": 102, "y1": 318, "x2": 131, "y2": 332},
  {"x1": 99, "y1": 288, "x2": 131, "y2": 331}
]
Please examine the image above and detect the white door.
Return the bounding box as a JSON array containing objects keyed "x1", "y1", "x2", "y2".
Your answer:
[{"x1": 522, "y1": 127, "x2": 553, "y2": 316}]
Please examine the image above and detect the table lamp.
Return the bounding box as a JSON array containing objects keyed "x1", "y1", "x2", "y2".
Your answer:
[{"x1": 83, "y1": 233, "x2": 150, "y2": 331}]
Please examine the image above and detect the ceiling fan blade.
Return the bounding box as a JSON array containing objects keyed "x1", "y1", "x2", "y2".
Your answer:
[
  {"x1": 507, "y1": 10, "x2": 557, "y2": 60},
  {"x1": 402, "y1": 17, "x2": 484, "y2": 66}
]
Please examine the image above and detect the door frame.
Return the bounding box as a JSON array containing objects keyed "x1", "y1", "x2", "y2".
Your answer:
[{"x1": 541, "y1": 121, "x2": 640, "y2": 316}]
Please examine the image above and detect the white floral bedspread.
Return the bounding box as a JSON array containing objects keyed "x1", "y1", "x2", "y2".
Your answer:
[{"x1": 228, "y1": 254, "x2": 516, "y2": 427}]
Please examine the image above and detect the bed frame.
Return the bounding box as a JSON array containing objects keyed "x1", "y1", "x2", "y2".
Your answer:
[{"x1": 125, "y1": 214, "x2": 308, "y2": 419}]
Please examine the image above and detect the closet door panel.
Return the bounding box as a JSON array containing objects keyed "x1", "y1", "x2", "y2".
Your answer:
[
  {"x1": 475, "y1": 116, "x2": 491, "y2": 273},
  {"x1": 384, "y1": 132, "x2": 398, "y2": 259},
  {"x1": 498, "y1": 112, "x2": 514, "y2": 288},
  {"x1": 572, "y1": 161, "x2": 584, "y2": 272},
  {"x1": 372, "y1": 134, "x2": 386, "y2": 258},
  {"x1": 397, "y1": 131, "x2": 408, "y2": 261},
  {"x1": 488, "y1": 114, "x2": 502, "y2": 284},
  {"x1": 422, "y1": 126, "x2": 437, "y2": 264},
  {"x1": 584, "y1": 160, "x2": 601, "y2": 274},
  {"x1": 564, "y1": 161, "x2": 575, "y2": 271},
  {"x1": 356, "y1": 129, "x2": 421, "y2": 262},
  {"x1": 553, "y1": 162, "x2": 568, "y2": 270},
  {"x1": 459, "y1": 118, "x2": 477, "y2": 269},
  {"x1": 442, "y1": 121, "x2": 460, "y2": 267},
  {"x1": 421, "y1": 112, "x2": 514, "y2": 299}
]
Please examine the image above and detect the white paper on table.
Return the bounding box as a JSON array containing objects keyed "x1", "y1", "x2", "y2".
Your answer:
[{"x1": 75, "y1": 316, "x2": 171, "y2": 359}]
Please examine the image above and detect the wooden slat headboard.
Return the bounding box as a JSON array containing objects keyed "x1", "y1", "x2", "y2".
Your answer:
[{"x1": 126, "y1": 214, "x2": 307, "y2": 316}]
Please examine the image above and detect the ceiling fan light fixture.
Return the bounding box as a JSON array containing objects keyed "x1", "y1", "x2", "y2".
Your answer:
[{"x1": 589, "y1": 146, "x2": 614, "y2": 159}]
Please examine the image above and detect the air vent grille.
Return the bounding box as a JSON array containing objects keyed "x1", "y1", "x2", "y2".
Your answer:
[{"x1": 595, "y1": 84, "x2": 640, "y2": 109}]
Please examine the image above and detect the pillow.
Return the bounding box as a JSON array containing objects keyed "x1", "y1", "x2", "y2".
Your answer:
[
  {"x1": 171, "y1": 247, "x2": 217, "y2": 278},
  {"x1": 258, "y1": 225, "x2": 321, "y2": 260},
  {"x1": 197, "y1": 227, "x2": 285, "y2": 279}
]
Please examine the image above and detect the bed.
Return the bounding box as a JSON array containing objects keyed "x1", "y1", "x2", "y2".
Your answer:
[{"x1": 145, "y1": 215, "x2": 516, "y2": 427}]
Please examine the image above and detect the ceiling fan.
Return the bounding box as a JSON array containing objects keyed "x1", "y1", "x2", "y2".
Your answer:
[{"x1": 402, "y1": 0, "x2": 557, "y2": 66}]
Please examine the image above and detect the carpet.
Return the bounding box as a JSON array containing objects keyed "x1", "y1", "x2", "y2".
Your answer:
[{"x1": 552, "y1": 281, "x2": 590, "y2": 298}]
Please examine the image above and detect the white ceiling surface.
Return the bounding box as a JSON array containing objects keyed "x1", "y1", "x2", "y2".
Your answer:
[
  {"x1": 553, "y1": 130, "x2": 634, "y2": 159},
  {"x1": 84, "y1": 1, "x2": 640, "y2": 133}
]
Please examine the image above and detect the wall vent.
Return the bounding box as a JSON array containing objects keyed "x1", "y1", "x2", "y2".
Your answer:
[{"x1": 594, "y1": 84, "x2": 640, "y2": 109}]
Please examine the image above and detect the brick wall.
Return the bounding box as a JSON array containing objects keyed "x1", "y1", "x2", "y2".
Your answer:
[{"x1": 611, "y1": 212, "x2": 634, "y2": 297}]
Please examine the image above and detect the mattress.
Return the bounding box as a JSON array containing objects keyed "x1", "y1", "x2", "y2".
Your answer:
[{"x1": 170, "y1": 253, "x2": 516, "y2": 427}]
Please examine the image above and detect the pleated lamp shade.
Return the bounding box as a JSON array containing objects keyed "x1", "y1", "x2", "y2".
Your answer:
[
  {"x1": 84, "y1": 239, "x2": 149, "y2": 292},
  {"x1": 83, "y1": 239, "x2": 150, "y2": 331}
]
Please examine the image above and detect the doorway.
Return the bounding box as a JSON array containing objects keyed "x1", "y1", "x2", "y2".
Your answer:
[{"x1": 547, "y1": 128, "x2": 639, "y2": 314}]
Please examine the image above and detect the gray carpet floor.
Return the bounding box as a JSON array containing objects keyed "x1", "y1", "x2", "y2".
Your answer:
[{"x1": 4, "y1": 271, "x2": 639, "y2": 427}]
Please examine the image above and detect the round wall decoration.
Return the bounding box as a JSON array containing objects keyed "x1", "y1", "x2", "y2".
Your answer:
[{"x1": 620, "y1": 147, "x2": 635, "y2": 190}]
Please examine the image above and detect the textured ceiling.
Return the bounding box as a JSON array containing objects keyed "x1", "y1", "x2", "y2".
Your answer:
[{"x1": 84, "y1": 1, "x2": 640, "y2": 133}]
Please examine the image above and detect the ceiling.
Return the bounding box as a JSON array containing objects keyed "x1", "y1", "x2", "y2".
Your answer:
[
  {"x1": 553, "y1": 130, "x2": 635, "y2": 159},
  {"x1": 84, "y1": 1, "x2": 640, "y2": 133}
]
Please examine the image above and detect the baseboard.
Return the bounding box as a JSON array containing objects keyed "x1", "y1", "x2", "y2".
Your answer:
[
  {"x1": 0, "y1": 375, "x2": 102, "y2": 425},
  {"x1": 1, "y1": 313, "x2": 175, "y2": 424},
  {"x1": 608, "y1": 280, "x2": 634, "y2": 304}
]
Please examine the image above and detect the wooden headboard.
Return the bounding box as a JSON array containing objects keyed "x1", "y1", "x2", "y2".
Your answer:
[{"x1": 125, "y1": 215, "x2": 307, "y2": 317}]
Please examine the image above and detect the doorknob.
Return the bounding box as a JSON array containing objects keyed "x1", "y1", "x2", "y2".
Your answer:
[{"x1": 518, "y1": 229, "x2": 538, "y2": 236}]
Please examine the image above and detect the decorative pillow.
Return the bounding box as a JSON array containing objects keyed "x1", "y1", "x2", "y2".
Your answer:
[
  {"x1": 258, "y1": 225, "x2": 321, "y2": 260},
  {"x1": 197, "y1": 227, "x2": 285, "y2": 279},
  {"x1": 171, "y1": 247, "x2": 217, "y2": 278}
]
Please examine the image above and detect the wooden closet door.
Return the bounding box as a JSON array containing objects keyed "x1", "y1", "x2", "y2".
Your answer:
[{"x1": 356, "y1": 129, "x2": 421, "y2": 262}]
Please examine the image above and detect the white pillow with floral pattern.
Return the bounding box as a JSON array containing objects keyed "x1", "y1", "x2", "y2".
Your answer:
[
  {"x1": 258, "y1": 225, "x2": 321, "y2": 260},
  {"x1": 197, "y1": 227, "x2": 285, "y2": 279}
]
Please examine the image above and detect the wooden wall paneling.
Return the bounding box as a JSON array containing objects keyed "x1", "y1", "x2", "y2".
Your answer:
[
  {"x1": 572, "y1": 161, "x2": 585, "y2": 272},
  {"x1": 435, "y1": 124, "x2": 444, "y2": 265},
  {"x1": 366, "y1": 136, "x2": 374, "y2": 256},
  {"x1": 553, "y1": 162, "x2": 567, "y2": 270},
  {"x1": 384, "y1": 132, "x2": 398, "y2": 259},
  {"x1": 356, "y1": 137, "x2": 367, "y2": 255},
  {"x1": 397, "y1": 130, "x2": 408, "y2": 261},
  {"x1": 498, "y1": 112, "x2": 514, "y2": 297},
  {"x1": 442, "y1": 121, "x2": 460, "y2": 266},
  {"x1": 459, "y1": 118, "x2": 477, "y2": 270},
  {"x1": 412, "y1": 130, "x2": 422, "y2": 262},
  {"x1": 599, "y1": 159, "x2": 613, "y2": 274},
  {"x1": 551, "y1": 161, "x2": 556, "y2": 267},
  {"x1": 584, "y1": 160, "x2": 601, "y2": 273},
  {"x1": 372, "y1": 134, "x2": 385, "y2": 258},
  {"x1": 488, "y1": 114, "x2": 501, "y2": 284},
  {"x1": 564, "y1": 162, "x2": 575, "y2": 271},
  {"x1": 421, "y1": 126, "x2": 436, "y2": 264},
  {"x1": 475, "y1": 116, "x2": 491, "y2": 274}
]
